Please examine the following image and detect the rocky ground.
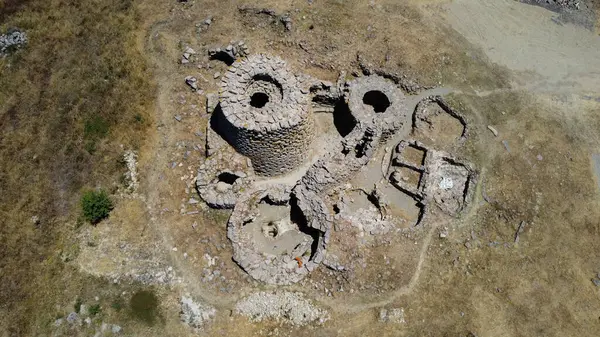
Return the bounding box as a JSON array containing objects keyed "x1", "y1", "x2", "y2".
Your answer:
[{"x1": 2, "y1": 0, "x2": 600, "y2": 336}]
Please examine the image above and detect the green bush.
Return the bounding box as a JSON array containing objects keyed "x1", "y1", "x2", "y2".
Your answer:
[
  {"x1": 89, "y1": 304, "x2": 101, "y2": 316},
  {"x1": 81, "y1": 190, "x2": 113, "y2": 224}
]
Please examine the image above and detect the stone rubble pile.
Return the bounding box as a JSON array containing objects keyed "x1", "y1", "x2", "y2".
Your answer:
[
  {"x1": 234, "y1": 291, "x2": 328, "y2": 326},
  {"x1": 0, "y1": 29, "x2": 27, "y2": 56},
  {"x1": 180, "y1": 295, "x2": 216, "y2": 330}
]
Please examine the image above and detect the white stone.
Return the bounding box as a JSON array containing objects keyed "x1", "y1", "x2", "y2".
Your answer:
[
  {"x1": 439, "y1": 177, "x2": 454, "y2": 190},
  {"x1": 180, "y1": 296, "x2": 216, "y2": 330}
]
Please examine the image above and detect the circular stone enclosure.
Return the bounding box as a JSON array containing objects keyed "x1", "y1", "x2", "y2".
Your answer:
[
  {"x1": 196, "y1": 156, "x2": 253, "y2": 209},
  {"x1": 219, "y1": 54, "x2": 315, "y2": 177},
  {"x1": 227, "y1": 185, "x2": 322, "y2": 285},
  {"x1": 347, "y1": 75, "x2": 407, "y2": 136}
]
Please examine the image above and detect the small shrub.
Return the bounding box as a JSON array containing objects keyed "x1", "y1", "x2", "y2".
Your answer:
[
  {"x1": 84, "y1": 115, "x2": 110, "y2": 140},
  {"x1": 75, "y1": 216, "x2": 84, "y2": 229},
  {"x1": 84, "y1": 140, "x2": 97, "y2": 154},
  {"x1": 111, "y1": 298, "x2": 124, "y2": 311},
  {"x1": 81, "y1": 190, "x2": 113, "y2": 224},
  {"x1": 89, "y1": 304, "x2": 101, "y2": 316},
  {"x1": 134, "y1": 113, "x2": 144, "y2": 123},
  {"x1": 83, "y1": 115, "x2": 110, "y2": 154},
  {"x1": 74, "y1": 298, "x2": 83, "y2": 313}
]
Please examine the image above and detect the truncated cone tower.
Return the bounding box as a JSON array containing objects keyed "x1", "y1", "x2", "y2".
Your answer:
[{"x1": 218, "y1": 54, "x2": 314, "y2": 176}]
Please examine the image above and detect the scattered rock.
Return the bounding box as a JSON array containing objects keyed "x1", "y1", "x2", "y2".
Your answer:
[
  {"x1": 66, "y1": 312, "x2": 79, "y2": 325},
  {"x1": 439, "y1": 229, "x2": 448, "y2": 238},
  {"x1": 208, "y1": 41, "x2": 249, "y2": 65},
  {"x1": 174, "y1": 115, "x2": 183, "y2": 122},
  {"x1": 213, "y1": 72, "x2": 221, "y2": 79},
  {"x1": 79, "y1": 304, "x2": 89, "y2": 316},
  {"x1": 181, "y1": 48, "x2": 196, "y2": 64},
  {"x1": 280, "y1": 15, "x2": 293, "y2": 31},
  {"x1": 379, "y1": 308, "x2": 406, "y2": 324},
  {"x1": 206, "y1": 93, "x2": 218, "y2": 114},
  {"x1": 185, "y1": 76, "x2": 199, "y2": 91},
  {"x1": 0, "y1": 28, "x2": 27, "y2": 56},
  {"x1": 180, "y1": 296, "x2": 216, "y2": 330},
  {"x1": 487, "y1": 125, "x2": 499, "y2": 137},
  {"x1": 196, "y1": 17, "x2": 213, "y2": 32},
  {"x1": 112, "y1": 325, "x2": 122, "y2": 334},
  {"x1": 235, "y1": 291, "x2": 328, "y2": 326},
  {"x1": 502, "y1": 140, "x2": 510, "y2": 152},
  {"x1": 123, "y1": 150, "x2": 139, "y2": 192}
]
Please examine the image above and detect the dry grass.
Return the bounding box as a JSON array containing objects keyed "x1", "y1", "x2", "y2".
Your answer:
[{"x1": 0, "y1": 0, "x2": 154, "y2": 334}]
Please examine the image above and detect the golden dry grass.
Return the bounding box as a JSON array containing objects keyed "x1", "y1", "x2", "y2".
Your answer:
[{"x1": 0, "y1": 0, "x2": 154, "y2": 334}]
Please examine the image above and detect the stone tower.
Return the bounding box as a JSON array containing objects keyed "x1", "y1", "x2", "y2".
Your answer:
[{"x1": 218, "y1": 54, "x2": 314, "y2": 176}]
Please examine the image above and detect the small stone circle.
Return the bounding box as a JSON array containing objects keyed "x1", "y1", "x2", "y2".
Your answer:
[
  {"x1": 196, "y1": 156, "x2": 253, "y2": 209},
  {"x1": 346, "y1": 75, "x2": 407, "y2": 136},
  {"x1": 219, "y1": 54, "x2": 315, "y2": 176}
]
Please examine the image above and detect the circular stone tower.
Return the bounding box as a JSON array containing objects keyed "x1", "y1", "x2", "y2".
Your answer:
[{"x1": 219, "y1": 54, "x2": 314, "y2": 177}]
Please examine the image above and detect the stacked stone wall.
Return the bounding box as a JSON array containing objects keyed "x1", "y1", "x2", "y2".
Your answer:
[{"x1": 219, "y1": 54, "x2": 314, "y2": 176}]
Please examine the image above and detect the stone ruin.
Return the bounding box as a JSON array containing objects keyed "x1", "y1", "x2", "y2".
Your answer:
[{"x1": 196, "y1": 53, "x2": 477, "y2": 285}]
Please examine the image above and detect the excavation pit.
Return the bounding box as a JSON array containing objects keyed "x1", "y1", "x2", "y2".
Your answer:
[
  {"x1": 413, "y1": 96, "x2": 468, "y2": 148},
  {"x1": 396, "y1": 144, "x2": 426, "y2": 168},
  {"x1": 228, "y1": 186, "x2": 324, "y2": 285},
  {"x1": 378, "y1": 184, "x2": 424, "y2": 228},
  {"x1": 390, "y1": 166, "x2": 422, "y2": 190},
  {"x1": 332, "y1": 100, "x2": 357, "y2": 137},
  {"x1": 217, "y1": 171, "x2": 240, "y2": 185},
  {"x1": 425, "y1": 156, "x2": 474, "y2": 216}
]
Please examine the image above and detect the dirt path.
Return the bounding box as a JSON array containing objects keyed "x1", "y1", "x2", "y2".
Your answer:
[
  {"x1": 443, "y1": 0, "x2": 600, "y2": 94},
  {"x1": 140, "y1": 20, "x2": 238, "y2": 309}
]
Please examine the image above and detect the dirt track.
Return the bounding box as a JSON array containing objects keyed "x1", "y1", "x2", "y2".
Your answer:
[{"x1": 444, "y1": 0, "x2": 600, "y2": 94}]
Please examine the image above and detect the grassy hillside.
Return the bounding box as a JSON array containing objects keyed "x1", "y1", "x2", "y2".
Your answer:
[{"x1": 0, "y1": 0, "x2": 153, "y2": 334}]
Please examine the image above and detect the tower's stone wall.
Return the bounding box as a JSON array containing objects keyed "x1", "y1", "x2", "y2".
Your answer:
[{"x1": 219, "y1": 54, "x2": 314, "y2": 176}]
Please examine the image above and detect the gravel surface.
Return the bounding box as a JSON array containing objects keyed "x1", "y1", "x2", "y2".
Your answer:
[{"x1": 235, "y1": 291, "x2": 328, "y2": 326}]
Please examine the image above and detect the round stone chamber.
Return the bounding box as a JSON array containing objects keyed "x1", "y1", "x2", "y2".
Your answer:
[
  {"x1": 227, "y1": 185, "x2": 322, "y2": 285},
  {"x1": 219, "y1": 54, "x2": 315, "y2": 177},
  {"x1": 346, "y1": 75, "x2": 408, "y2": 139}
]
